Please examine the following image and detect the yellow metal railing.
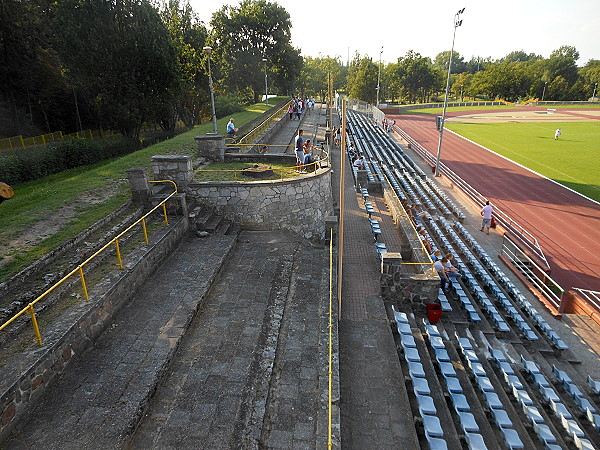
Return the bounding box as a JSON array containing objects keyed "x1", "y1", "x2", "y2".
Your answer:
[
  {"x1": 0, "y1": 180, "x2": 178, "y2": 346},
  {"x1": 194, "y1": 149, "x2": 330, "y2": 181},
  {"x1": 0, "y1": 129, "x2": 114, "y2": 151},
  {"x1": 327, "y1": 227, "x2": 333, "y2": 449},
  {"x1": 227, "y1": 100, "x2": 293, "y2": 152},
  {"x1": 496, "y1": 98, "x2": 539, "y2": 106}
]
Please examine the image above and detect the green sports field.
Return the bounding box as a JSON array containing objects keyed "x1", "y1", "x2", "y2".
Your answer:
[{"x1": 444, "y1": 121, "x2": 600, "y2": 202}]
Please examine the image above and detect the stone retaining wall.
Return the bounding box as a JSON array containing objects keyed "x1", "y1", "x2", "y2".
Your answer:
[
  {"x1": 0, "y1": 216, "x2": 189, "y2": 440},
  {"x1": 187, "y1": 167, "x2": 333, "y2": 241}
]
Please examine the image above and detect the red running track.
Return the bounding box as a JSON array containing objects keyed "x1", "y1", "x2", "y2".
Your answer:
[{"x1": 389, "y1": 111, "x2": 600, "y2": 292}]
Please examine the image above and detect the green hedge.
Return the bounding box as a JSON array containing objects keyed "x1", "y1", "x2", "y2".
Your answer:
[{"x1": 0, "y1": 138, "x2": 140, "y2": 185}]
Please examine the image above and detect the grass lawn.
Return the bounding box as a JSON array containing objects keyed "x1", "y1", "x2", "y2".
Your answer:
[
  {"x1": 0, "y1": 97, "x2": 287, "y2": 280},
  {"x1": 445, "y1": 121, "x2": 600, "y2": 202}
]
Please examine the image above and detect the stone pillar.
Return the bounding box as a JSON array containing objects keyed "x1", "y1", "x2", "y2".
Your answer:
[
  {"x1": 194, "y1": 134, "x2": 226, "y2": 161},
  {"x1": 151, "y1": 155, "x2": 194, "y2": 191},
  {"x1": 126, "y1": 167, "x2": 150, "y2": 205},
  {"x1": 325, "y1": 215, "x2": 338, "y2": 242}
]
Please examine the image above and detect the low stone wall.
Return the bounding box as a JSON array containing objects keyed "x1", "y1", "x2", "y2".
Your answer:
[
  {"x1": 187, "y1": 167, "x2": 333, "y2": 241},
  {"x1": 0, "y1": 216, "x2": 189, "y2": 440}
]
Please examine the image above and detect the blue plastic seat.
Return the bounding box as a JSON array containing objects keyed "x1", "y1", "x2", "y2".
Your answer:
[
  {"x1": 425, "y1": 434, "x2": 448, "y2": 450},
  {"x1": 573, "y1": 436, "x2": 594, "y2": 450},
  {"x1": 413, "y1": 377, "x2": 430, "y2": 396},
  {"x1": 457, "y1": 337, "x2": 472, "y2": 351},
  {"x1": 476, "y1": 376, "x2": 494, "y2": 392},
  {"x1": 424, "y1": 323, "x2": 441, "y2": 337},
  {"x1": 417, "y1": 394, "x2": 437, "y2": 415},
  {"x1": 484, "y1": 391, "x2": 503, "y2": 409},
  {"x1": 465, "y1": 432, "x2": 487, "y2": 450},
  {"x1": 397, "y1": 322, "x2": 412, "y2": 335},
  {"x1": 450, "y1": 393, "x2": 470, "y2": 412},
  {"x1": 488, "y1": 346, "x2": 506, "y2": 363},
  {"x1": 429, "y1": 336, "x2": 445, "y2": 349},
  {"x1": 549, "y1": 399, "x2": 572, "y2": 420},
  {"x1": 533, "y1": 422, "x2": 557, "y2": 444},
  {"x1": 468, "y1": 361, "x2": 486, "y2": 377},
  {"x1": 462, "y1": 349, "x2": 478, "y2": 362},
  {"x1": 439, "y1": 362, "x2": 456, "y2": 377},
  {"x1": 404, "y1": 347, "x2": 420, "y2": 362},
  {"x1": 575, "y1": 396, "x2": 597, "y2": 414},
  {"x1": 566, "y1": 382, "x2": 584, "y2": 398},
  {"x1": 542, "y1": 387, "x2": 560, "y2": 404},
  {"x1": 521, "y1": 356, "x2": 540, "y2": 375},
  {"x1": 393, "y1": 308, "x2": 408, "y2": 324},
  {"x1": 588, "y1": 375, "x2": 600, "y2": 395},
  {"x1": 444, "y1": 376, "x2": 462, "y2": 394},
  {"x1": 505, "y1": 374, "x2": 524, "y2": 390},
  {"x1": 409, "y1": 361, "x2": 425, "y2": 378},
  {"x1": 514, "y1": 388, "x2": 534, "y2": 406},
  {"x1": 491, "y1": 408, "x2": 513, "y2": 428},
  {"x1": 434, "y1": 348, "x2": 450, "y2": 363},
  {"x1": 523, "y1": 405, "x2": 544, "y2": 424},
  {"x1": 560, "y1": 416, "x2": 584, "y2": 438},
  {"x1": 498, "y1": 361, "x2": 515, "y2": 376},
  {"x1": 501, "y1": 428, "x2": 524, "y2": 449},
  {"x1": 422, "y1": 414, "x2": 443, "y2": 437},
  {"x1": 458, "y1": 411, "x2": 479, "y2": 433},
  {"x1": 400, "y1": 334, "x2": 416, "y2": 348}
]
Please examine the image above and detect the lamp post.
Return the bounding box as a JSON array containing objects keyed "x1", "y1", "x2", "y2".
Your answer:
[
  {"x1": 460, "y1": 84, "x2": 464, "y2": 102},
  {"x1": 434, "y1": 7, "x2": 465, "y2": 177},
  {"x1": 541, "y1": 81, "x2": 547, "y2": 102},
  {"x1": 203, "y1": 46, "x2": 218, "y2": 135},
  {"x1": 376, "y1": 46, "x2": 383, "y2": 107},
  {"x1": 262, "y1": 58, "x2": 268, "y2": 106},
  {"x1": 593, "y1": 82, "x2": 598, "y2": 100}
]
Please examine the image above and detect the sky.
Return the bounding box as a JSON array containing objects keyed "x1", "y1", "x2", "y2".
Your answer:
[{"x1": 189, "y1": 0, "x2": 600, "y2": 66}]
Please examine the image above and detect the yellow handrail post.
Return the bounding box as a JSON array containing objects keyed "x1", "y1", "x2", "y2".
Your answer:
[
  {"x1": 27, "y1": 304, "x2": 43, "y2": 346},
  {"x1": 78, "y1": 265, "x2": 90, "y2": 302},
  {"x1": 162, "y1": 203, "x2": 169, "y2": 227},
  {"x1": 20, "y1": 135, "x2": 25, "y2": 149},
  {"x1": 141, "y1": 217, "x2": 149, "y2": 245},
  {"x1": 114, "y1": 239, "x2": 124, "y2": 269}
]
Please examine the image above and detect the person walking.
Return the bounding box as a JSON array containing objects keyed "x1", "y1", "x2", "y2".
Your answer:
[
  {"x1": 295, "y1": 129, "x2": 306, "y2": 173},
  {"x1": 480, "y1": 200, "x2": 493, "y2": 234}
]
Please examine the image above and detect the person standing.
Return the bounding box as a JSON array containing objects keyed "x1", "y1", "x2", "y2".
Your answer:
[
  {"x1": 554, "y1": 128, "x2": 562, "y2": 140},
  {"x1": 295, "y1": 129, "x2": 306, "y2": 173},
  {"x1": 480, "y1": 200, "x2": 493, "y2": 234}
]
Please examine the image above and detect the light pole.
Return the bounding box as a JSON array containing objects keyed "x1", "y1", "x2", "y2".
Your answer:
[
  {"x1": 593, "y1": 82, "x2": 598, "y2": 100},
  {"x1": 460, "y1": 84, "x2": 464, "y2": 102},
  {"x1": 376, "y1": 46, "x2": 383, "y2": 107},
  {"x1": 434, "y1": 7, "x2": 465, "y2": 177},
  {"x1": 262, "y1": 58, "x2": 268, "y2": 106},
  {"x1": 541, "y1": 81, "x2": 547, "y2": 102},
  {"x1": 203, "y1": 46, "x2": 218, "y2": 135}
]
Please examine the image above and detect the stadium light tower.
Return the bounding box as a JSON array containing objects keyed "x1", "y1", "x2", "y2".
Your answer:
[
  {"x1": 542, "y1": 81, "x2": 548, "y2": 102},
  {"x1": 203, "y1": 46, "x2": 218, "y2": 135},
  {"x1": 593, "y1": 82, "x2": 598, "y2": 100},
  {"x1": 376, "y1": 46, "x2": 383, "y2": 107},
  {"x1": 262, "y1": 58, "x2": 268, "y2": 106},
  {"x1": 434, "y1": 8, "x2": 465, "y2": 177}
]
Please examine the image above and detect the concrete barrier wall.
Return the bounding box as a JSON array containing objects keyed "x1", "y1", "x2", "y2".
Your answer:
[
  {"x1": 187, "y1": 167, "x2": 334, "y2": 241},
  {"x1": 0, "y1": 216, "x2": 189, "y2": 440}
]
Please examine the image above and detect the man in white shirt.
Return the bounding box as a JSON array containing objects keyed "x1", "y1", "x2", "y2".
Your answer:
[
  {"x1": 434, "y1": 257, "x2": 450, "y2": 292},
  {"x1": 480, "y1": 201, "x2": 493, "y2": 234},
  {"x1": 554, "y1": 128, "x2": 561, "y2": 140}
]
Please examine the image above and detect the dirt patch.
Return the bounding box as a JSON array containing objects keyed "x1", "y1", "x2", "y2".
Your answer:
[
  {"x1": 0, "y1": 183, "x2": 124, "y2": 271},
  {"x1": 447, "y1": 109, "x2": 600, "y2": 123}
]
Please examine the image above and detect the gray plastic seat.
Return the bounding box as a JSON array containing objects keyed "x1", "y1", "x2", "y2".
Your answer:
[
  {"x1": 501, "y1": 428, "x2": 524, "y2": 449},
  {"x1": 465, "y1": 432, "x2": 487, "y2": 450},
  {"x1": 422, "y1": 414, "x2": 443, "y2": 437},
  {"x1": 458, "y1": 411, "x2": 479, "y2": 433},
  {"x1": 484, "y1": 391, "x2": 503, "y2": 409},
  {"x1": 491, "y1": 408, "x2": 513, "y2": 428}
]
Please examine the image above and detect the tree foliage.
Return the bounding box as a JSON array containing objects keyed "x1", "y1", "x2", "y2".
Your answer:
[{"x1": 345, "y1": 54, "x2": 378, "y2": 103}]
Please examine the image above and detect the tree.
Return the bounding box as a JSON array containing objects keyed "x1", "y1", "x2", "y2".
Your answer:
[
  {"x1": 345, "y1": 54, "x2": 378, "y2": 103},
  {"x1": 434, "y1": 50, "x2": 467, "y2": 74},
  {"x1": 395, "y1": 51, "x2": 438, "y2": 103},
  {"x1": 470, "y1": 62, "x2": 531, "y2": 101},
  {"x1": 298, "y1": 56, "x2": 345, "y2": 102},
  {"x1": 52, "y1": 0, "x2": 180, "y2": 138},
  {"x1": 500, "y1": 50, "x2": 542, "y2": 64},
  {"x1": 209, "y1": 0, "x2": 300, "y2": 103}
]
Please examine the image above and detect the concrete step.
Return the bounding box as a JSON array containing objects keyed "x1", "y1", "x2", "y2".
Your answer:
[{"x1": 203, "y1": 214, "x2": 222, "y2": 233}]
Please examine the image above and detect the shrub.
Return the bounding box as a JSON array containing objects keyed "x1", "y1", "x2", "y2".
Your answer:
[{"x1": 214, "y1": 94, "x2": 245, "y2": 119}]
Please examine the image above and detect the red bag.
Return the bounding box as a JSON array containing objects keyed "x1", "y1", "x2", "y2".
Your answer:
[{"x1": 490, "y1": 217, "x2": 497, "y2": 228}]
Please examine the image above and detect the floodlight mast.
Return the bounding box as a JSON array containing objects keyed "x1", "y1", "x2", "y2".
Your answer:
[
  {"x1": 203, "y1": 46, "x2": 218, "y2": 135},
  {"x1": 434, "y1": 8, "x2": 465, "y2": 177}
]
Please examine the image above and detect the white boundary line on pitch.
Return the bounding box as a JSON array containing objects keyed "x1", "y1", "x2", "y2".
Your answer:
[{"x1": 444, "y1": 128, "x2": 600, "y2": 207}]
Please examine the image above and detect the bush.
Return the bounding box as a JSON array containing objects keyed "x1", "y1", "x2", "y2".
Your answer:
[
  {"x1": 0, "y1": 138, "x2": 140, "y2": 185},
  {"x1": 214, "y1": 94, "x2": 245, "y2": 119}
]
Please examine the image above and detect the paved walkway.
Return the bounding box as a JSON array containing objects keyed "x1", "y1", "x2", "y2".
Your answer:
[{"x1": 333, "y1": 137, "x2": 419, "y2": 448}]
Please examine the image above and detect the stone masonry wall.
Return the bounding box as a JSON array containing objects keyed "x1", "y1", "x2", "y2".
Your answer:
[
  {"x1": 0, "y1": 217, "x2": 188, "y2": 440},
  {"x1": 187, "y1": 168, "x2": 333, "y2": 241}
]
